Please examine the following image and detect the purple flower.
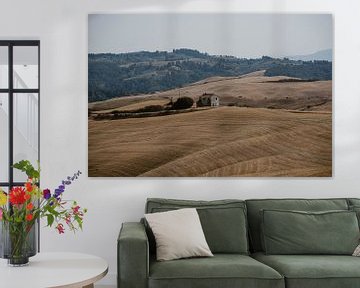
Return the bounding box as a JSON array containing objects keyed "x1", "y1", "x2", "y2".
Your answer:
[
  {"x1": 54, "y1": 171, "x2": 82, "y2": 199},
  {"x1": 54, "y1": 189, "x2": 63, "y2": 198},
  {"x1": 43, "y1": 189, "x2": 51, "y2": 200}
]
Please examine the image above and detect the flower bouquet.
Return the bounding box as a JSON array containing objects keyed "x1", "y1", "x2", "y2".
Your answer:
[{"x1": 0, "y1": 160, "x2": 87, "y2": 266}]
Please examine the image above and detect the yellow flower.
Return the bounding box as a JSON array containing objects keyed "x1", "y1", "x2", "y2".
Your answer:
[{"x1": 0, "y1": 190, "x2": 7, "y2": 206}]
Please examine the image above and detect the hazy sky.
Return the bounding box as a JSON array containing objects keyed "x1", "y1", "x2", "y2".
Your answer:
[{"x1": 88, "y1": 14, "x2": 332, "y2": 58}]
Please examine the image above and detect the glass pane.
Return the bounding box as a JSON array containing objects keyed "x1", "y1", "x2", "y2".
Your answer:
[
  {"x1": 13, "y1": 93, "x2": 39, "y2": 182},
  {"x1": 13, "y1": 46, "x2": 38, "y2": 89},
  {"x1": 0, "y1": 94, "x2": 9, "y2": 182},
  {"x1": 0, "y1": 46, "x2": 8, "y2": 89},
  {"x1": 0, "y1": 186, "x2": 7, "y2": 253},
  {"x1": 0, "y1": 187, "x2": 7, "y2": 253},
  {"x1": 0, "y1": 186, "x2": 8, "y2": 193}
]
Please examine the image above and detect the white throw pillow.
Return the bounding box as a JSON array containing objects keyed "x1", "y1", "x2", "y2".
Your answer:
[
  {"x1": 353, "y1": 244, "x2": 360, "y2": 256},
  {"x1": 145, "y1": 208, "x2": 213, "y2": 261}
]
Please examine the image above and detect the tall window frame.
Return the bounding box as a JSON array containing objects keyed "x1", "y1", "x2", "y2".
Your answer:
[
  {"x1": 0, "y1": 40, "x2": 40, "y2": 191},
  {"x1": 0, "y1": 40, "x2": 40, "y2": 252}
]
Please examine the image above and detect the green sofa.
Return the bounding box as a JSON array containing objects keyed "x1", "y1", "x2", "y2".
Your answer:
[{"x1": 118, "y1": 198, "x2": 360, "y2": 288}]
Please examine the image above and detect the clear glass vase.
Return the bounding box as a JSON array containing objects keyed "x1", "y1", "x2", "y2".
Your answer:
[{"x1": 0, "y1": 220, "x2": 37, "y2": 266}]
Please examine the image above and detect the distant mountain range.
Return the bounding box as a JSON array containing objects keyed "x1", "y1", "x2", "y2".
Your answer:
[
  {"x1": 88, "y1": 48, "x2": 332, "y2": 102},
  {"x1": 288, "y1": 49, "x2": 332, "y2": 62}
]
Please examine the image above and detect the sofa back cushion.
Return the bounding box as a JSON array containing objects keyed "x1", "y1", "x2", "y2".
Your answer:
[
  {"x1": 261, "y1": 209, "x2": 359, "y2": 255},
  {"x1": 348, "y1": 198, "x2": 360, "y2": 207},
  {"x1": 246, "y1": 198, "x2": 349, "y2": 252},
  {"x1": 145, "y1": 198, "x2": 249, "y2": 254},
  {"x1": 347, "y1": 199, "x2": 360, "y2": 228}
]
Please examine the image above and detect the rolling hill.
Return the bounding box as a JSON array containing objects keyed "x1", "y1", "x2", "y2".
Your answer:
[
  {"x1": 89, "y1": 72, "x2": 332, "y2": 113},
  {"x1": 88, "y1": 69, "x2": 332, "y2": 177},
  {"x1": 289, "y1": 49, "x2": 333, "y2": 62},
  {"x1": 88, "y1": 107, "x2": 332, "y2": 177},
  {"x1": 88, "y1": 49, "x2": 332, "y2": 102}
]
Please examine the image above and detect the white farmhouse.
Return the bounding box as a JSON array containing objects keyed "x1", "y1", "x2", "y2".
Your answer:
[{"x1": 197, "y1": 93, "x2": 220, "y2": 107}]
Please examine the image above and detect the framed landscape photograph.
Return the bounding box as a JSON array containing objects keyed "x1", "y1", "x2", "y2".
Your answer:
[{"x1": 88, "y1": 13, "x2": 332, "y2": 177}]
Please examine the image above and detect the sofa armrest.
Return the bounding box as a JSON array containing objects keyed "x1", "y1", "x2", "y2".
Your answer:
[{"x1": 118, "y1": 222, "x2": 149, "y2": 288}]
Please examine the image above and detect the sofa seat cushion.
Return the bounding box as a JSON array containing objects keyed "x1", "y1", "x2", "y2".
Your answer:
[
  {"x1": 149, "y1": 254, "x2": 284, "y2": 288},
  {"x1": 252, "y1": 252, "x2": 360, "y2": 288}
]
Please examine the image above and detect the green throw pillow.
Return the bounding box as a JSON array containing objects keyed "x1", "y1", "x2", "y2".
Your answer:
[
  {"x1": 150, "y1": 206, "x2": 249, "y2": 254},
  {"x1": 261, "y1": 209, "x2": 360, "y2": 255},
  {"x1": 145, "y1": 199, "x2": 249, "y2": 255}
]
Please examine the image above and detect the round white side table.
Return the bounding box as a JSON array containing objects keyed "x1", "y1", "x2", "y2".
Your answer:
[{"x1": 0, "y1": 252, "x2": 108, "y2": 288}]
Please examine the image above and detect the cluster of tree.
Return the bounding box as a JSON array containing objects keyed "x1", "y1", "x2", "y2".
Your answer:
[
  {"x1": 172, "y1": 97, "x2": 194, "y2": 110},
  {"x1": 92, "y1": 96, "x2": 195, "y2": 121},
  {"x1": 88, "y1": 49, "x2": 332, "y2": 102},
  {"x1": 264, "y1": 61, "x2": 332, "y2": 80},
  {"x1": 109, "y1": 97, "x2": 194, "y2": 115}
]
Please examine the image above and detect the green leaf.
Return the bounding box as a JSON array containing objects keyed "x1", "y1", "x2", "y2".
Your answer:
[
  {"x1": 47, "y1": 214, "x2": 54, "y2": 227},
  {"x1": 12, "y1": 160, "x2": 40, "y2": 180},
  {"x1": 47, "y1": 206, "x2": 60, "y2": 217},
  {"x1": 75, "y1": 216, "x2": 83, "y2": 230}
]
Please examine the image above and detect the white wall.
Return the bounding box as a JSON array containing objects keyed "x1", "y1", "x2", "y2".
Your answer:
[{"x1": 1, "y1": 0, "x2": 360, "y2": 286}]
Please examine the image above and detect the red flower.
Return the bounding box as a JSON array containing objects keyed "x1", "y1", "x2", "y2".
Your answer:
[
  {"x1": 65, "y1": 214, "x2": 71, "y2": 225},
  {"x1": 26, "y1": 214, "x2": 33, "y2": 221},
  {"x1": 24, "y1": 193, "x2": 31, "y2": 201},
  {"x1": 56, "y1": 223, "x2": 65, "y2": 234},
  {"x1": 25, "y1": 182, "x2": 33, "y2": 192},
  {"x1": 26, "y1": 203, "x2": 34, "y2": 210},
  {"x1": 9, "y1": 187, "x2": 26, "y2": 205},
  {"x1": 72, "y1": 205, "x2": 80, "y2": 215}
]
